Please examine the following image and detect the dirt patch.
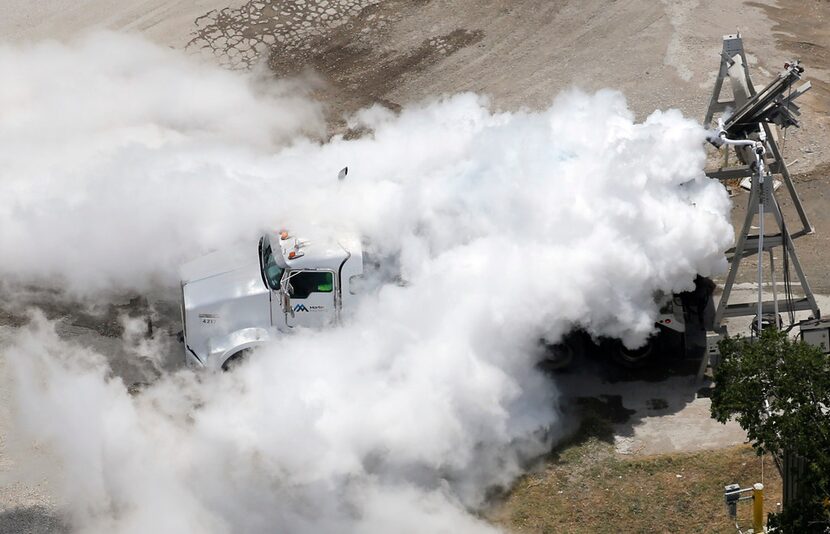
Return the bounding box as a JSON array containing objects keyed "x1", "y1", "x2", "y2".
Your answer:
[
  {"x1": 188, "y1": 0, "x2": 385, "y2": 70},
  {"x1": 291, "y1": 27, "x2": 484, "y2": 112},
  {"x1": 0, "y1": 292, "x2": 153, "y2": 338},
  {"x1": 793, "y1": 160, "x2": 830, "y2": 185},
  {"x1": 188, "y1": 0, "x2": 484, "y2": 120},
  {"x1": 749, "y1": 0, "x2": 830, "y2": 122}
]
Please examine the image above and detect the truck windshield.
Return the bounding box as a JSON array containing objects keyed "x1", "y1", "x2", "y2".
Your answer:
[{"x1": 260, "y1": 238, "x2": 283, "y2": 290}]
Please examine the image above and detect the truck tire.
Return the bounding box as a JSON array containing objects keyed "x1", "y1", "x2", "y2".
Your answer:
[
  {"x1": 540, "y1": 332, "x2": 585, "y2": 371},
  {"x1": 610, "y1": 338, "x2": 656, "y2": 368},
  {"x1": 221, "y1": 348, "x2": 252, "y2": 372},
  {"x1": 544, "y1": 342, "x2": 575, "y2": 370}
]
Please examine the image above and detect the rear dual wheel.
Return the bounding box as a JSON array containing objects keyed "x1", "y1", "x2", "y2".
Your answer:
[
  {"x1": 541, "y1": 332, "x2": 586, "y2": 371},
  {"x1": 544, "y1": 342, "x2": 575, "y2": 370},
  {"x1": 610, "y1": 338, "x2": 656, "y2": 368}
]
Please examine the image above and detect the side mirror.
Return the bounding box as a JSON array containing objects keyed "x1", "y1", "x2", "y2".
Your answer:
[{"x1": 338, "y1": 166, "x2": 348, "y2": 181}]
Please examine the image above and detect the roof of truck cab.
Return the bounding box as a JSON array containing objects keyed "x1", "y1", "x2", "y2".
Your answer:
[{"x1": 267, "y1": 232, "x2": 360, "y2": 270}]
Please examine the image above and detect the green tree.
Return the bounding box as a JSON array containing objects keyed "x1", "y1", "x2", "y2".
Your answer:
[{"x1": 711, "y1": 329, "x2": 830, "y2": 532}]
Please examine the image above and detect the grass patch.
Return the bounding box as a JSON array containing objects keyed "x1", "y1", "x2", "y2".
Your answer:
[
  {"x1": 489, "y1": 441, "x2": 781, "y2": 533},
  {"x1": 487, "y1": 395, "x2": 781, "y2": 533}
]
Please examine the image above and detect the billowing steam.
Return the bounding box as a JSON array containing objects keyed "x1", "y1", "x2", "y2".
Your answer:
[{"x1": 1, "y1": 32, "x2": 733, "y2": 533}]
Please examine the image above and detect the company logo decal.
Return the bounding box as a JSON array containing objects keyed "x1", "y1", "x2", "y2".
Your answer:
[{"x1": 293, "y1": 304, "x2": 326, "y2": 313}]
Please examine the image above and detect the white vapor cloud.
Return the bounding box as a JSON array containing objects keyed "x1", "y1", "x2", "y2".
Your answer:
[{"x1": 0, "y1": 32, "x2": 733, "y2": 533}]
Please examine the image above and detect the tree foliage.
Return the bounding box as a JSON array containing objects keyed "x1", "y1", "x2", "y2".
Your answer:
[{"x1": 711, "y1": 329, "x2": 830, "y2": 532}]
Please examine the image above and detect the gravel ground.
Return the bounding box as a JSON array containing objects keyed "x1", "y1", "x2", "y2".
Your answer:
[{"x1": 0, "y1": 327, "x2": 68, "y2": 533}]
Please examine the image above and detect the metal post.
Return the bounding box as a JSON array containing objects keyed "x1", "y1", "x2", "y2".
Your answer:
[
  {"x1": 770, "y1": 250, "x2": 779, "y2": 327},
  {"x1": 753, "y1": 482, "x2": 765, "y2": 532}
]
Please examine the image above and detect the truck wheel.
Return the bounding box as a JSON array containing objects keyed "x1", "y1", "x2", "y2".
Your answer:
[
  {"x1": 541, "y1": 332, "x2": 584, "y2": 371},
  {"x1": 221, "y1": 348, "x2": 252, "y2": 372},
  {"x1": 611, "y1": 338, "x2": 655, "y2": 368},
  {"x1": 544, "y1": 342, "x2": 575, "y2": 370}
]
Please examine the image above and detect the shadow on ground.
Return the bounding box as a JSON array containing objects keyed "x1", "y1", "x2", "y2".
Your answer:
[
  {"x1": 0, "y1": 506, "x2": 68, "y2": 534},
  {"x1": 546, "y1": 342, "x2": 732, "y2": 458}
]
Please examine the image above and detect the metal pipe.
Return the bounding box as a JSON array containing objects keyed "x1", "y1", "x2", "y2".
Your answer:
[
  {"x1": 716, "y1": 118, "x2": 758, "y2": 148},
  {"x1": 754, "y1": 147, "x2": 767, "y2": 335},
  {"x1": 757, "y1": 127, "x2": 769, "y2": 335}
]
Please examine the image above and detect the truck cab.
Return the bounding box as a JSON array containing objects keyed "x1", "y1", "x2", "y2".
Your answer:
[{"x1": 180, "y1": 230, "x2": 363, "y2": 370}]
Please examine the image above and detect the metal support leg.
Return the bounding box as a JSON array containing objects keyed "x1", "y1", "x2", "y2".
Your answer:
[
  {"x1": 767, "y1": 190, "x2": 821, "y2": 319},
  {"x1": 714, "y1": 180, "x2": 760, "y2": 328},
  {"x1": 762, "y1": 122, "x2": 813, "y2": 236},
  {"x1": 704, "y1": 34, "x2": 756, "y2": 128}
]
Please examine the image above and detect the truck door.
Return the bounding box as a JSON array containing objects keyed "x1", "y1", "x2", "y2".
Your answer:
[{"x1": 285, "y1": 270, "x2": 337, "y2": 328}]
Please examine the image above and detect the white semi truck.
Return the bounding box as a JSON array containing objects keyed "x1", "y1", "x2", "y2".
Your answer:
[
  {"x1": 180, "y1": 230, "x2": 364, "y2": 370},
  {"x1": 180, "y1": 229, "x2": 714, "y2": 370}
]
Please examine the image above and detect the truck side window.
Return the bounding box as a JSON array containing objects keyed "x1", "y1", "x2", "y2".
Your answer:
[{"x1": 290, "y1": 271, "x2": 333, "y2": 299}]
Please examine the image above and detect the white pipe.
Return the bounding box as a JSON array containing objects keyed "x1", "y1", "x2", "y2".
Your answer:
[
  {"x1": 757, "y1": 164, "x2": 765, "y2": 335},
  {"x1": 716, "y1": 118, "x2": 758, "y2": 148}
]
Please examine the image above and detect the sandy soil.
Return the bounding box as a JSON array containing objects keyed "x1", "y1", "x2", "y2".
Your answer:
[
  {"x1": 3, "y1": 0, "x2": 828, "y2": 152},
  {"x1": 557, "y1": 360, "x2": 749, "y2": 457},
  {"x1": 0, "y1": 0, "x2": 244, "y2": 47}
]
